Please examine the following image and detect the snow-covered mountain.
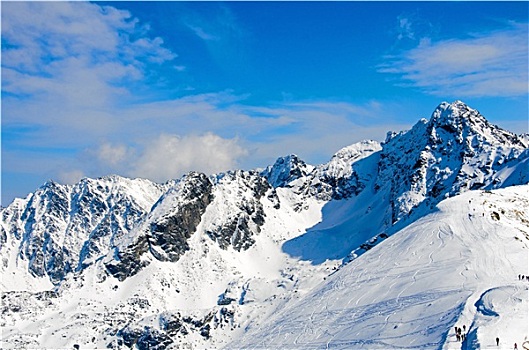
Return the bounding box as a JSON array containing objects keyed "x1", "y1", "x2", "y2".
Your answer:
[{"x1": 1, "y1": 101, "x2": 528, "y2": 349}]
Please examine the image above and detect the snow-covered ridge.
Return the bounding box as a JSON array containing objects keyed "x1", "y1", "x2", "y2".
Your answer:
[
  {"x1": 1, "y1": 175, "x2": 167, "y2": 288},
  {"x1": 1, "y1": 101, "x2": 528, "y2": 349}
]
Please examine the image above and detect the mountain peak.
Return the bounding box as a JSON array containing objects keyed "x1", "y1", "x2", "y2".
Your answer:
[
  {"x1": 429, "y1": 100, "x2": 488, "y2": 134},
  {"x1": 261, "y1": 154, "x2": 314, "y2": 188},
  {"x1": 376, "y1": 100, "x2": 528, "y2": 224},
  {"x1": 429, "y1": 100, "x2": 526, "y2": 148}
]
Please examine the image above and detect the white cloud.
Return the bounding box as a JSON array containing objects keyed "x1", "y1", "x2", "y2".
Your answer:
[
  {"x1": 131, "y1": 133, "x2": 248, "y2": 182},
  {"x1": 58, "y1": 170, "x2": 86, "y2": 185},
  {"x1": 0, "y1": 2, "x2": 411, "y2": 203},
  {"x1": 182, "y1": 5, "x2": 243, "y2": 43},
  {"x1": 2, "y1": 2, "x2": 176, "y2": 119},
  {"x1": 239, "y1": 100, "x2": 407, "y2": 165},
  {"x1": 380, "y1": 23, "x2": 528, "y2": 97},
  {"x1": 97, "y1": 143, "x2": 133, "y2": 168}
]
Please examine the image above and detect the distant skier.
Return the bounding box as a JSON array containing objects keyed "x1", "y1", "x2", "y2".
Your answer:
[
  {"x1": 463, "y1": 325, "x2": 466, "y2": 332},
  {"x1": 514, "y1": 343, "x2": 518, "y2": 349},
  {"x1": 497, "y1": 337, "x2": 500, "y2": 346}
]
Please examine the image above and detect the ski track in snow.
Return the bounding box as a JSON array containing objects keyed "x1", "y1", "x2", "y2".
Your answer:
[{"x1": 230, "y1": 187, "x2": 529, "y2": 350}]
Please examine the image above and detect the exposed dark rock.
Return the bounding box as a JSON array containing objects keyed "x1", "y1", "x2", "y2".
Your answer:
[
  {"x1": 117, "y1": 326, "x2": 144, "y2": 348},
  {"x1": 200, "y1": 324, "x2": 211, "y2": 339},
  {"x1": 105, "y1": 236, "x2": 150, "y2": 282},
  {"x1": 136, "y1": 327, "x2": 173, "y2": 350},
  {"x1": 261, "y1": 154, "x2": 311, "y2": 188},
  {"x1": 217, "y1": 294, "x2": 236, "y2": 306},
  {"x1": 106, "y1": 172, "x2": 214, "y2": 280},
  {"x1": 206, "y1": 171, "x2": 269, "y2": 251},
  {"x1": 147, "y1": 172, "x2": 214, "y2": 262},
  {"x1": 159, "y1": 312, "x2": 183, "y2": 335}
]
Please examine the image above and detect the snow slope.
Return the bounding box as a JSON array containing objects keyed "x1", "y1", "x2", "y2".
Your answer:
[
  {"x1": 1, "y1": 171, "x2": 336, "y2": 349},
  {"x1": 230, "y1": 186, "x2": 529, "y2": 349}
]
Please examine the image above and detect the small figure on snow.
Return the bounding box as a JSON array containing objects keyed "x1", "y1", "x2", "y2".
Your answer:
[
  {"x1": 514, "y1": 343, "x2": 518, "y2": 350},
  {"x1": 497, "y1": 337, "x2": 500, "y2": 346},
  {"x1": 463, "y1": 325, "x2": 466, "y2": 332}
]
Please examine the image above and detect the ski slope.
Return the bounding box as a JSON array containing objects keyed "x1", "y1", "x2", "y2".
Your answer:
[{"x1": 229, "y1": 186, "x2": 529, "y2": 349}]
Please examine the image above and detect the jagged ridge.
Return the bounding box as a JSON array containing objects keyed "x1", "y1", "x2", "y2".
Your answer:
[{"x1": 0, "y1": 101, "x2": 527, "y2": 349}]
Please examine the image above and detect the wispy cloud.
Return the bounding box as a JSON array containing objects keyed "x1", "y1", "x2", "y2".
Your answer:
[
  {"x1": 392, "y1": 11, "x2": 436, "y2": 45},
  {"x1": 4, "y1": 87, "x2": 402, "y2": 190},
  {"x1": 75, "y1": 133, "x2": 248, "y2": 183},
  {"x1": 380, "y1": 23, "x2": 528, "y2": 97},
  {"x1": 397, "y1": 15, "x2": 415, "y2": 41},
  {"x1": 180, "y1": 5, "x2": 248, "y2": 74},
  {"x1": 2, "y1": 1, "x2": 177, "y2": 116},
  {"x1": 185, "y1": 23, "x2": 220, "y2": 41},
  {"x1": 1, "y1": 2, "x2": 409, "y2": 204},
  {"x1": 58, "y1": 170, "x2": 86, "y2": 186},
  {"x1": 182, "y1": 5, "x2": 244, "y2": 43}
]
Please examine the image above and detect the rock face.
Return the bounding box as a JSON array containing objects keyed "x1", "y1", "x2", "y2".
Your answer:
[
  {"x1": 205, "y1": 170, "x2": 270, "y2": 251},
  {"x1": 305, "y1": 140, "x2": 382, "y2": 200},
  {"x1": 105, "y1": 172, "x2": 214, "y2": 281},
  {"x1": 376, "y1": 101, "x2": 528, "y2": 223},
  {"x1": 148, "y1": 172, "x2": 214, "y2": 261},
  {"x1": 0, "y1": 101, "x2": 527, "y2": 349},
  {"x1": 261, "y1": 154, "x2": 313, "y2": 188},
  {"x1": 0, "y1": 176, "x2": 166, "y2": 285}
]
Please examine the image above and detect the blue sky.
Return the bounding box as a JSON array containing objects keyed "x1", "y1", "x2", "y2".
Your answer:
[{"x1": 2, "y1": 1, "x2": 528, "y2": 205}]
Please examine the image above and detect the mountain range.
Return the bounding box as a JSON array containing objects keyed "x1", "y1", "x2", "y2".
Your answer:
[{"x1": 1, "y1": 101, "x2": 528, "y2": 349}]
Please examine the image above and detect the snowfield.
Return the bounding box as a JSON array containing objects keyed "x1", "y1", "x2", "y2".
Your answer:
[{"x1": 230, "y1": 186, "x2": 529, "y2": 349}]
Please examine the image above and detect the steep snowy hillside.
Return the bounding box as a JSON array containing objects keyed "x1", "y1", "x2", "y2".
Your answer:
[
  {"x1": 1, "y1": 101, "x2": 528, "y2": 349},
  {"x1": 230, "y1": 185, "x2": 529, "y2": 349}
]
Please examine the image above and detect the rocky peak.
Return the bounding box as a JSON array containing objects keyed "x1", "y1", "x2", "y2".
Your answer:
[
  {"x1": 377, "y1": 100, "x2": 528, "y2": 224},
  {"x1": 324, "y1": 140, "x2": 381, "y2": 179},
  {"x1": 0, "y1": 175, "x2": 166, "y2": 285},
  {"x1": 430, "y1": 100, "x2": 484, "y2": 132},
  {"x1": 104, "y1": 172, "x2": 214, "y2": 281},
  {"x1": 261, "y1": 154, "x2": 313, "y2": 188},
  {"x1": 205, "y1": 170, "x2": 271, "y2": 251},
  {"x1": 428, "y1": 101, "x2": 527, "y2": 148}
]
